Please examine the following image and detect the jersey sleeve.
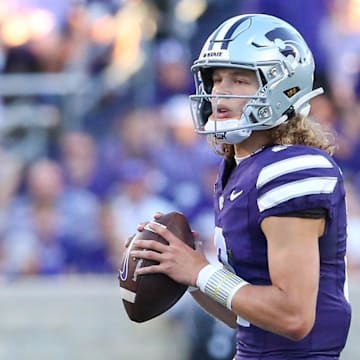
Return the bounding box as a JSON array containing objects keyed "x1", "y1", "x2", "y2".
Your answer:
[{"x1": 255, "y1": 150, "x2": 343, "y2": 223}]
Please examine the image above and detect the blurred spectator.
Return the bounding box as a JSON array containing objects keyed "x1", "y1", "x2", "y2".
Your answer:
[
  {"x1": 1, "y1": 159, "x2": 65, "y2": 276},
  {"x1": 0, "y1": 159, "x2": 111, "y2": 277},
  {"x1": 331, "y1": 106, "x2": 360, "y2": 176},
  {"x1": 0, "y1": 148, "x2": 24, "y2": 232},
  {"x1": 3, "y1": 45, "x2": 41, "y2": 75},
  {"x1": 99, "y1": 107, "x2": 167, "y2": 184},
  {"x1": 319, "y1": 0, "x2": 360, "y2": 109},
  {"x1": 344, "y1": 180, "x2": 360, "y2": 273},
  {"x1": 152, "y1": 38, "x2": 194, "y2": 105},
  {"x1": 310, "y1": 94, "x2": 341, "y2": 132},
  {"x1": 59, "y1": 130, "x2": 112, "y2": 199},
  {"x1": 107, "y1": 158, "x2": 177, "y2": 264},
  {"x1": 153, "y1": 94, "x2": 219, "y2": 220}
]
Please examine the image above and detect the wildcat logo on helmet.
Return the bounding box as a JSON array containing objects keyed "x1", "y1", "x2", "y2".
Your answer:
[{"x1": 265, "y1": 27, "x2": 307, "y2": 62}]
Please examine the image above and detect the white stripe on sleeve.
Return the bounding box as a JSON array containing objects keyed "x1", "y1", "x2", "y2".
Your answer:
[
  {"x1": 257, "y1": 155, "x2": 333, "y2": 189},
  {"x1": 257, "y1": 176, "x2": 337, "y2": 212}
]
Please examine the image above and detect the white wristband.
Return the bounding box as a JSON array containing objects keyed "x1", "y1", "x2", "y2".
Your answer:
[
  {"x1": 196, "y1": 263, "x2": 248, "y2": 310},
  {"x1": 196, "y1": 263, "x2": 223, "y2": 291}
]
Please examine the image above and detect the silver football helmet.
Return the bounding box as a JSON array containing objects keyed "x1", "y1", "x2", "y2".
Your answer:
[{"x1": 189, "y1": 14, "x2": 323, "y2": 144}]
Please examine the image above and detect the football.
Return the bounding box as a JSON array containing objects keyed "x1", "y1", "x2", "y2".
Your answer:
[{"x1": 118, "y1": 211, "x2": 195, "y2": 323}]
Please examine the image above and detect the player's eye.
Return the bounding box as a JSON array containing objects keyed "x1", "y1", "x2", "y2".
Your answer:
[{"x1": 234, "y1": 78, "x2": 249, "y2": 85}]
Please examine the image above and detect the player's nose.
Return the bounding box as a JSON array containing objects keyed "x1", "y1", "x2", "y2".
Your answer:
[{"x1": 213, "y1": 82, "x2": 232, "y2": 95}]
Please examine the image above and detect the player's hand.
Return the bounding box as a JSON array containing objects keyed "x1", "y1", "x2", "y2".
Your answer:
[
  {"x1": 130, "y1": 221, "x2": 209, "y2": 287},
  {"x1": 133, "y1": 212, "x2": 164, "y2": 234},
  {"x1": 124, "y1": 212, "x2": 164, "y2": 247}
]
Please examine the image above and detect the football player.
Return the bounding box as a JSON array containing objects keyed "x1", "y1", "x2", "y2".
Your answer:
[{"x1": 130, "y1": 14, "x2": 351, "y2": 359}]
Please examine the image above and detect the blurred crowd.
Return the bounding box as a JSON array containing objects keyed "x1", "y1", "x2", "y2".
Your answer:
[
  {"x1": 0, "y1": 0, "x2": 359, "y2": 282},
  {"x1": 0, "y1": 1, "x2": 358, "y2": 359}
]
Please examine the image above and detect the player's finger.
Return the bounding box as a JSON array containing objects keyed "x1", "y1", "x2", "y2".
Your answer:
[
  {"x1": 146, "y1": 221, "x2": 181, "y2": 244},
  {"x1": 132, "y1": 239, "x2": 168, "y2": 253},
  {"x1": 135, "y1": 264, "x2": 162, "y2": 276},
  {"x1": 131, "y1": 248, "x2": 163, "y2": 262},
  {"x1": 137, "y1": 221, "x2": 148, "y2": 232},
  {"x1": 153, "y1": 212, "x2": 164, "y2": 220}
]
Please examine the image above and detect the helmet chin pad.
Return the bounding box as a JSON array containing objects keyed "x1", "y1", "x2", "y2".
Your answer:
[{"x1": 204, "y1": 118, "x2": 252, "y2": 144}]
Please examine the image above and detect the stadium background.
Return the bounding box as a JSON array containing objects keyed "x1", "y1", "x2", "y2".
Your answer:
[{"x1": 0, "y1": 0, "x2": 359, "y2": 359}]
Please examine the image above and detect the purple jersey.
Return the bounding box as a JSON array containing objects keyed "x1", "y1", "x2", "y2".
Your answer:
[{"x1": 213, "y1": 145, "x2": 351, "y2": 359}]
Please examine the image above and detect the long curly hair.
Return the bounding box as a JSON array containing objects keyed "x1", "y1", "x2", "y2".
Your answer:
[{"x1": 210, "y1": 115, "x2": 337, "y2": 161}]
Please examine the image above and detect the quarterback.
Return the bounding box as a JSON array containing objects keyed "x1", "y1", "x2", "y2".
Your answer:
[{"x1": 131, "y1": 14, "x2": 351, "y2": 359}]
